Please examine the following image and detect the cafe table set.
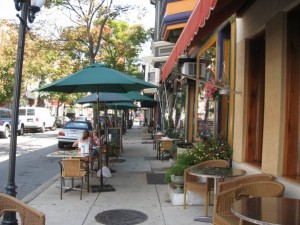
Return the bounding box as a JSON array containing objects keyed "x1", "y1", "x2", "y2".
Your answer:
[
  {"x1": 188, "y1": 166, "x2": 246, "y2": 223},
  {"x1": 47, "y1": 148, "x2": 91, "y2": 193},
  {"x1": 186, "y1": 165, "x2": 300, "y2": 225}
]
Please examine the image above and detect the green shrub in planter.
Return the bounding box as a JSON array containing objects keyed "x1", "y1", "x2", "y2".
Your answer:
[
  {"x1": 164, "y1": 152, "x2": 194, "y2": 183},
  {"x1": 164, "y1": 135, "x2": 232, "y2": 183},
  {"x1": 164, "y1": 163, "x2": 187, "y2": 183}
]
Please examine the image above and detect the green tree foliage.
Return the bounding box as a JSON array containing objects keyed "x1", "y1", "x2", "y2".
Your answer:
[
  {"x1": 101, "y1": 20, "x2": 150, "y2": 76},
  {"x1": 0, "y1": 21, "x2": 18, "y2": 104},
  {"x1": 50, "y1": 0, "x2": 130, "y2": 64},
  {"x1": 0, "y1": 1, "x2": 150, "y2": 109}
]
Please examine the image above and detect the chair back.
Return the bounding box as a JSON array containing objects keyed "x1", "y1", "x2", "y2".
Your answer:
[
  {"x1": 236, "y1": 180, "x2": 285, "y2": 199},
  {"x1": 0, "y1": 193, "x2": 45, "y2": 225},
  {"x1": 214, "y1": 180, "x2": 285, "y2": 215},
  {"x1": 61, "y1": 159, "x2": 82, "y2": 177},
  {"x1": 218, "y1": 173, "x2": 274, "y2": 192},
  {"x1": 161, "y1": 140, "x2": 173, "y2": 150},
  {"x1": 185, "y1": 159, "x2": 229, "y2": 183},
  {"x1": 198, "y1": 159, "x2": 229, "y2": 168}
]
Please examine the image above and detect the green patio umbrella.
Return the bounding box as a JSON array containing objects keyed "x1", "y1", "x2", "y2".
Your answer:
[
  {"x1": 121, "y1": 91, "x2": 157, "y2": 102},
  {"x1": 37, "y1": 63, "x2": 157, "y2": 93},
  {"x1": 76, "y1": 91, "x2": 156, "y2": 104},
  {"x1": 37, "y1": 63, "x2": 157, "y2": 192},
  {"x1": 76, "y1": 92, "x2": 132, "y2": 104},
  {"x1": 106, "y1": 102, "x2": 138, "y2": 110}
]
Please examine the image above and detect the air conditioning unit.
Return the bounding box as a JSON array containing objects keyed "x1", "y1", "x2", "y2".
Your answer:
[{"x1": 181, "y1": 62, "x2": 196, "y2": 76}]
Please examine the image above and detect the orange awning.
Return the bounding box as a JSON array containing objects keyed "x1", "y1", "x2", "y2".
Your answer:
[
  {"x1": 161, "y1": 0, "x2": 217, "y2": 81},
  {"x1": 161, "y1": 0, "x2": 251, "y2": 81}
]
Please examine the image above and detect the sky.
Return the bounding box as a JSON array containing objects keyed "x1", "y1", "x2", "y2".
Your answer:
[{"x1": 0, "y1": 0, "x2": 155, "y2": 56}]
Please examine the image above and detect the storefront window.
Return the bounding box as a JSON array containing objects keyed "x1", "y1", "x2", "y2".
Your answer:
[
  {"x1": 174, "y1": 91, "x2": 186, "y2": 140},
  {"x1": 197, "y1": 44, "x2": 217, "y2": 140}
]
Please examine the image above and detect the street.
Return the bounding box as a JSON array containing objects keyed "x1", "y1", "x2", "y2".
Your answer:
[{"x1": 0, "y1": 129, "x2": 62, "y2": 200}]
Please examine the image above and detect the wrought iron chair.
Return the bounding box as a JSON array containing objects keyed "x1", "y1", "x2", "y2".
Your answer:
[
  {"x1": 153, "y1": 133, "x2": 164, "y2": 158},
  {"x1": 0, "y1": 193, "x2": 45, "y2": 225}
]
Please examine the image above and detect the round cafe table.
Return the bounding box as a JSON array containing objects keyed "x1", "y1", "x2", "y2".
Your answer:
[
  {"x1": 188, "y1": 167, "x2": 246, "y2": 223},
  {"x1": 231, "y1": 197, "x2": 300, "y2": 225}
]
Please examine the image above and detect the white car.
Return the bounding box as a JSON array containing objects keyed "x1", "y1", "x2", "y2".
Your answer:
[{"x1": 57, "y1": 120, "x2": 93, "y2": 148}]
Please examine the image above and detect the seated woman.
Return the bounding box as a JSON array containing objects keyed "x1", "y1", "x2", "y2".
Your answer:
[
  {"x1": 72, "y1": 129, "x2": 92, "y2": 149},
  {"x1": 72, "y1": 129, "x2": 94, "y2": 163}
]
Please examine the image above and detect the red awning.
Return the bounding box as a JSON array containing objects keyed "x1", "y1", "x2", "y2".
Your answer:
[{"x1": 161, "y1": 0, "x2": 217, "y2": 81}]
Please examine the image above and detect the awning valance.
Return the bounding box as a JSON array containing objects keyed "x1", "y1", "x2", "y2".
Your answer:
[
  {"x1": 161, "y1": 0, "x2": 251, "y2": 81},
  {"x1": 161, "y1": 0, "x2": 217, "y2": 81}
]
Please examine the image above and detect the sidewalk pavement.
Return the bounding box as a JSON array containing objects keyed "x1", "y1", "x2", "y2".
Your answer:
[{"x1": 25, "y1": 125, "x2": 211, "y2": 225}]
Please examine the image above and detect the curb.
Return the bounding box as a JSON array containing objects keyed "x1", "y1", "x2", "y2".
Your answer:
[{"x1": 22, "y1": 173, "x2": 60, "y2": 203}]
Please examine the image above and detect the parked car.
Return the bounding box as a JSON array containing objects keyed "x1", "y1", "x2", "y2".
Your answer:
[
  {"x1": 19, "y1": 107, "x2": 56, "y2": 133},
  {"x1": 0, "y1": 108, "x2": 25, "y2": 138},
  {"x1": 57, "y1": 120, "x2": 93, "y2": 148},
  {"x1": 55, "y1": 116, "x2": 70, "y2": 128}
]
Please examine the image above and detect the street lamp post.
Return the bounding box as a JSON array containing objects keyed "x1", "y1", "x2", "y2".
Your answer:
[{"x1": 2, "y1": 1, "x2": 45, "y2": 224}]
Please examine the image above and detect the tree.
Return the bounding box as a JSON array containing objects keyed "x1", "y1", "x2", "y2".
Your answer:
[
  {"x1": 49, "y1": 0, "x2": 130, "y2": 64},
  {"x1": 0, "y1": 21, "x2": 18, "y2": 105},
  {"x1": 100, "y1": 20, "x2": 150, "y2": 75},
  {"x1": 0, "y1": 20, "x2": 81, "y2": 107}
]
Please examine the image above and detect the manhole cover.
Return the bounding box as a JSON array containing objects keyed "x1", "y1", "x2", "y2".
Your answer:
[{"x1": 95, "y1": 209, "x2": 148, "y2": 225}]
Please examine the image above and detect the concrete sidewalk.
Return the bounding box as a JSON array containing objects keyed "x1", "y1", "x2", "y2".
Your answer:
[{"x1": 26, "y1": 125, "x2": 210, "y2": 225}]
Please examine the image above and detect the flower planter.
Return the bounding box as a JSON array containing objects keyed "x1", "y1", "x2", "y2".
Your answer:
[{"x1": 171, "y1": 175, "x2": 184, "y2": 193}]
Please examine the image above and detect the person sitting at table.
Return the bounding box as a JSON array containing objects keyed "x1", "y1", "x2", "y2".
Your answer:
[{"x1": 72, "y1": 129, "x2": 93, "y2": 149}]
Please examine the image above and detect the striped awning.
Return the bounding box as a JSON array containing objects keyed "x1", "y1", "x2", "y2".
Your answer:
[{"x1": 161, "y1": 0, "x2": 217, "y2": 81}]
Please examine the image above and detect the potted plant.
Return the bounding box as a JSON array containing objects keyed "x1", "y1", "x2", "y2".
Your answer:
[
  {"x1": 165, "y1": 135, "x2": 233, "y2": 192},
  {"x1": 164, "y1": 163, "x2": 187, "y2": 193},
  {"x1": 205, "y1": 77, "x2": 230, "y2": 100},
  {"x1": 164, "y1": 151, "x2": 194, "y2": 183}
]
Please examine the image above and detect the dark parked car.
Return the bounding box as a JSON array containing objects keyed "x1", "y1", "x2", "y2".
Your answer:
[
  {"x1": 55, "y1": 116, "x2": 70, "y2": 128},
  {"x1": 0, "y1": 108, "x2": 24, "y2": 138}
]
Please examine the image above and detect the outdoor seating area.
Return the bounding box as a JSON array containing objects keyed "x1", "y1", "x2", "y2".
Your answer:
[
  {"x1": 2, "y1": 0, "x2": 300, "y2": 225},
  {"x1": 1, "y1": 125, "x2": 299, "y2": 225}
]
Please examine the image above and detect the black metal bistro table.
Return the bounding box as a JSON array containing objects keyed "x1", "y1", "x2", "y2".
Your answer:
[
  {"x1": 188, "y1": 167, "x2": 246, "y2": 223},
  {"x1": 231, "y1": 197, "x2": 300, "y2": 225}
]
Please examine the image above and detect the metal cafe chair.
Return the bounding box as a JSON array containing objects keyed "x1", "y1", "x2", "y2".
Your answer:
[{"x1": 59, "y1": 158, "x2": 88, "y2": 200}]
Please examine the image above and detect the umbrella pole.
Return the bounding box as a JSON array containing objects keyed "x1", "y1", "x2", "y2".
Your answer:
[
  {"x1": 97, "y1": 92, "x2": 104, "y2": 187},
  {"x1": 91, "y1": 89, "x2": 115, "y2": 193}
]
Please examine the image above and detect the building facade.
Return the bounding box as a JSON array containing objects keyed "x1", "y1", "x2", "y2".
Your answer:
[{"x1": 149, "y1": 0, "x2": 300, "y2": 197}]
